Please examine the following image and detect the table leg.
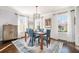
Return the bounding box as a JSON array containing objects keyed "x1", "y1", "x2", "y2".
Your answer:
[
  {"x1": 25, "y1": 32, "x2": 27, "y2": 42},
  {"x1": 40, "y1": 34, "x2": 43, "y2": 50}
]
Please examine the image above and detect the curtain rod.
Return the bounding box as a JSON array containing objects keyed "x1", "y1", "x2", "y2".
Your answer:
[
  {"x1": 53, "y1": 9, "x2": 75, "y2": 15},
  {"x1": 14, "y1": 13, "x2": 29, "y2": 17}
]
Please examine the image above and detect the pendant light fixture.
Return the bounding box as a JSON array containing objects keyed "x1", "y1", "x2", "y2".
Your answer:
[{"x1": 33, "y1": 6, "x2": 40, "y2": 19}]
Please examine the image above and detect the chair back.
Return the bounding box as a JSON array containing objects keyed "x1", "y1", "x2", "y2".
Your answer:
[
  {"x1": 46, "y1": 29, "x2": 51, "y2": 37},
  {"x1": 40, "y1": 29, "x2": 44, "y2": 32},
  {"x1": 28, "y1": 28, "x2": 34, "y2": 37}
]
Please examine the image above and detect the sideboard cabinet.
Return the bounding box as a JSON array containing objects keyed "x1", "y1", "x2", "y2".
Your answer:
[{"x1": 3, "y1": 24, "x2": 17, "y2": 41}]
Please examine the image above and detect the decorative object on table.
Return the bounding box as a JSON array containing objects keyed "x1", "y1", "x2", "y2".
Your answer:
[{"x1": 45, "y1": 18, "x2": 51, "y2": 28}]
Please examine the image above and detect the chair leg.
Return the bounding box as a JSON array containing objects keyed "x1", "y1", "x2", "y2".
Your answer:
[
  {"x1": 38, "y1": 38, "x2": 40, "y2": 45},
  {"x1": 32, "y1": 38, "x2": 34, "y2": 46},
  {"x1": 28, "y1": 38, "x2": 32, "y2": 46},
  {"x1": 30, "y1": 37, "x2": 34, "y2": 46},
  {"x1": 48, "y1": 37, "x2": 51, "y2": 44},
  {"x1": 46, "y1": 40, "x2": 48, "y2": 48}
]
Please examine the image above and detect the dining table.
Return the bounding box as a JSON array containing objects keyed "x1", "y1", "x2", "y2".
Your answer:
[
  {"x1": 24, "y1": 30, "x2": 47, "y2": 50},
  {"x1": 35, "y1": 31, "x2": 46, "y2": 50}
]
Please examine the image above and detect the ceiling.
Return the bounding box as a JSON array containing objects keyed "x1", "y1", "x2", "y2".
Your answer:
[{"x1": 10, "y1": 6, "x2": 71, "y2": 16}]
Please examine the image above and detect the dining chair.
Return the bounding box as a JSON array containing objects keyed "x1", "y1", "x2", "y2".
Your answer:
[
  {"x1": 34, "y1": 32, "x2": 41, "y2": 45},
  {"x1": 40, "y1": 29, "x2": 44, "y2": 32},
  {"x1": 27, "y1": 28, "x2": 35, "y2": 46},
  {"x1": 27, "y1": 28, "x2": 41, "y2": 46},
  {"x1": 44, "y1": 29, "x2": 51, "y2": 47}
]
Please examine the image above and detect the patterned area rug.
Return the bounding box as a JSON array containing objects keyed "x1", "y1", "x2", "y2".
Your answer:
[{"x1": 12, "y1": 39, "x2": 63, "y2": 53}]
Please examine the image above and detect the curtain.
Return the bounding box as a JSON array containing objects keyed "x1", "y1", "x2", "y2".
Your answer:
[{"x1": 18, "y1": 15, "x2": 29, "y2": 37}]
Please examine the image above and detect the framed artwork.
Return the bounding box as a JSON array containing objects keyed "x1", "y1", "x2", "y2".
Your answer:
[{"x1": 45, "y1": 18, "x2": 51, "y2": 28}]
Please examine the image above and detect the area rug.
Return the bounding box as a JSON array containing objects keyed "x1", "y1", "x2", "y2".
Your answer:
[{"x1": 12, "y1": 39, "x2": 63, "y2": 53}]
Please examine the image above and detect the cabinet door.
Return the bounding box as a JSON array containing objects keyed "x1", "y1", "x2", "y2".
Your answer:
[
  {"x1": 10, "y1": 26, "x2": 17, "y2": 39},
  {"x1": 3, "y1": 31, "x2": 9, "y2": 40}
]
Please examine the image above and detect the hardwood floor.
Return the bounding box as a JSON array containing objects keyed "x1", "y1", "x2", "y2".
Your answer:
[
  {"x1": 0, "y1": 39, "x2": 79, "y2": 53},
  {"x1": 0, "y1": 41, "x2": 18, "y2": 53},
  {"x1": 61, "y1": 42, "x2": 79, "y2": 53}
]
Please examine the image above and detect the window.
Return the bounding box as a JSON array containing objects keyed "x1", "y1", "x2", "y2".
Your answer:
[
  {"x1": 18, "y1": 15, "x2": 29, "y2": 36},
  {"x1": 34, "y1": 17, "x2": 43, "y2": 29},
  {"x1": 35, "y1": 19, "x2": 40, "y2": 29},
  {"x1": 57, "y1": 12, "x2": 68, "y2": 32},
  {"x1": 29, "y1": 19, "x2": 34, "y2": 29}
]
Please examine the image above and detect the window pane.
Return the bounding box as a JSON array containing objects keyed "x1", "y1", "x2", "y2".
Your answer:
[
  {"x1": 18, "y1": 15, "x2": 28, "y2": 37},
  {"x1": 57, "y1": 13, "x2": 68, "y2": 32}
]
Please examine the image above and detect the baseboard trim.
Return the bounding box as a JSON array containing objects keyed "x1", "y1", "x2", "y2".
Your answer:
[
  {"x1": 50, "y1": 37, "x2": 75, "y2": 44},
  {"x1": 0, "y1": 39, "x2": 17, "y2": 44}
]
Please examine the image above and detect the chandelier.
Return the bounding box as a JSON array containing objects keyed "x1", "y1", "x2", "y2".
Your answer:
[{"x1": 33, "y1": 6, "x2": 40, "y2": 19}]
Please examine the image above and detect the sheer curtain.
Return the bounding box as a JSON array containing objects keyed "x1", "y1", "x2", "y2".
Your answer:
[{"x1": 18, "y1": 15, "x2": 29, "y2": 37}]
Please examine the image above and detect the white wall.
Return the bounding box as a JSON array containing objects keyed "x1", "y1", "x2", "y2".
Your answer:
[
  {"x1": 58, "y1": 11, "x2": 75, "y2": 42},
  {"x1": 42, "y1": 7, "x2": 75, "y2": 42},
  {"x1": 75, "y1": 6, "x2": 79, "y2": 46},
  {"x1": 42, "y1": 13, "x2": 58, "y2": 39},
  {"x1": 0, "y1": 7, "x2": 18, "y2": 41}
]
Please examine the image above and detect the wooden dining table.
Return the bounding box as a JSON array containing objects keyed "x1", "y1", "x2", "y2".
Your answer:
[
  {"x1": 24, "y1": 31, "x2": 46, "y2": 50},
  {"x1": 35, "y1": 32, "x2": 46, "y2": 50}
]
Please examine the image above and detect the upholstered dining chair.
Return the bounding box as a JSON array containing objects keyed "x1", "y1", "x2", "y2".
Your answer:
[
  {"x1": 44, "y1": 29, "x2": 51, "y2": 47},
  {"x1": 27, "y1": 28, "x2": 35, "y2": 46},
  {"x1": 27, "y1": 28, "x2": 40, "y2": 46}
]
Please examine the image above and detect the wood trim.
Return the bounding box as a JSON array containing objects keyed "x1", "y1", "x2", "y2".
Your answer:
[{"x1": 50, "y1": 37, "x2": 75, "y2": 44}]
